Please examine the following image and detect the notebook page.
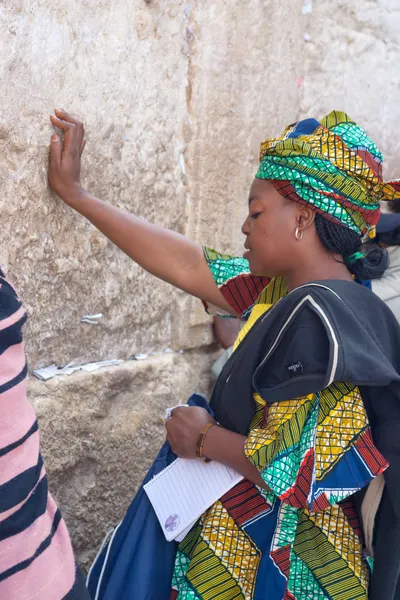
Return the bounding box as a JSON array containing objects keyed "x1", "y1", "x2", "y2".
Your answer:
[{"x1": 144, "y1": 458, "x2": 243, "y2": 541}]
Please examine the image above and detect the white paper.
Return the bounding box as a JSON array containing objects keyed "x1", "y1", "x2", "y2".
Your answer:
[
  {"x1": 81, "y1": 313, "x2": 103, "y2": 324},
  {"x1": 33, "y1": 359, "x2": 123, "y2": 380},
  {"x1": 133, "y1": 353, "x2": 149, "y2": 361},
  {"x1": 164, "y1": 403, "x2": 189, "y2": 420},
  {"x1": 144, "y1": 457, "x2": 243, "y2": 541}
]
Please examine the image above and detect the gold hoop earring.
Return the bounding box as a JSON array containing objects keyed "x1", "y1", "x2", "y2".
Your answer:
[{"x1": 295, "y1": 227, "x2": 303, "y2": 241}]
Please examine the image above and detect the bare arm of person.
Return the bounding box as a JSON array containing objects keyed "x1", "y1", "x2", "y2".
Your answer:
[
  {"x1": 48, "y1": 109, "x2": 238, "y2": 314},
  {"x1": 165, "y1": 406, "x2": 268, "y2": 490},
  {"x1": 202, "y1": 425, "x2": 267, "y2": 488}
]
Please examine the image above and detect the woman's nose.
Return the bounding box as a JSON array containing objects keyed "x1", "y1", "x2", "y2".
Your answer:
[{"x1": 241, "y1": 216, "x2": 250, "y2": 236}]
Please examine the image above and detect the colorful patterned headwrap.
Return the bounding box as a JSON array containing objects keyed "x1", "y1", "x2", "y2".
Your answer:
[{"x1": 256, "y1": 110, "x2": 400, "y2": 237}]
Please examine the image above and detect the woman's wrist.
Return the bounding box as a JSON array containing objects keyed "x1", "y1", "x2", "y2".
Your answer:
[
  {"x1": 201, "y1": 423, "x2": 220, "y2": 460},
  {"x1": 201, "y1": 424, "x2": 268, "y2": 490},
  {"x1": 196, "y1": 422, "x2": 218, "y2": 461},
  {"x1": 58, "y1": 183, "x2": 87, "y2": 209},
  {"x1": 202, "y1": 424, "x2": 243, "y2": 462}
]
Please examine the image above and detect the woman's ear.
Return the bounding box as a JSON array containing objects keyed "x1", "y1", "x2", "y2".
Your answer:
[{"x1": 297, "y1": 205, "x2": 316, "y2": 231}]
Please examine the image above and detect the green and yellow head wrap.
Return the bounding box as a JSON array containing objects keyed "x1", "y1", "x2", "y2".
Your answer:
[{"x1": 256, "y1": 110, "x2": 400, "y2": 237}]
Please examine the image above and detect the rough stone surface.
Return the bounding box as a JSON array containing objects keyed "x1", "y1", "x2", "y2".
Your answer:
[
  {"x1": 0, "y1": 0, "x2": 304, "y2": 367},
  {"x1": 301, "y1": 0, "x2": 400, "y2": 179},
  {"x1": 1, "y1": 0, "x2": 399, "y2": 571},
  {"x1": 0, "y1": 0, "x2": 191, "y2": 368},
  {"x1": 30, "y1": 350, "x2": 217, "y2": 570},
  {"x1": 184, "y1": 0, "x2": 303, "y2": 331}
]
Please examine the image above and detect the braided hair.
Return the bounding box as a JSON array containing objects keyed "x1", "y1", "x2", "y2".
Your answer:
[{"x1": 315, "y1": 213, "x2": 388, "y2": 280}]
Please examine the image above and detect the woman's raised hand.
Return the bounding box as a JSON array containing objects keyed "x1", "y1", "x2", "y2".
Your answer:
[{"x1": 48, "y1": 109, "x2": 86, "y2": 206}]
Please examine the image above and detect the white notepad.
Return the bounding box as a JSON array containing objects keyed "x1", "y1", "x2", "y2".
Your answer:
[{"x1": 144, "y1": 458, "x2": 243, "y2": 541}]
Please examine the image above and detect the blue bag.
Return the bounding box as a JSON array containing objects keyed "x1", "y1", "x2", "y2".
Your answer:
[{"x1": 86, "y1": 393, "x2": 211, "y2": 600}]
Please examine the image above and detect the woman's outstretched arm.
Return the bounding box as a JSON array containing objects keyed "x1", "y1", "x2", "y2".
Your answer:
[{"x1": 48, "y1": 109, "x2": 237, "y2": 314}]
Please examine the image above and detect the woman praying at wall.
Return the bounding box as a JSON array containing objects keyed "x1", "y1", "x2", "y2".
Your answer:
[{"x1": 49, "y1": 108, "x2": 400, "y2": 600}]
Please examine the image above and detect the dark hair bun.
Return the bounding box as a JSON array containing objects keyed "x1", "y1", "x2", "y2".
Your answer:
[{"x1": 315, "y1": 213, "x2": 388, "y2": 281}]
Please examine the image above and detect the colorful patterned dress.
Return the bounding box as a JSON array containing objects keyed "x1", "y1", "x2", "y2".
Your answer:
[{"x1": 169, "y1": 249, "x2": 389, "y2": 600}]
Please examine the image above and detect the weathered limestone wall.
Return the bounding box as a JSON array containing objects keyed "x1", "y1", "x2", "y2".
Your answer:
[
  {"x1": 30, "y1": 350, "x2": 215, "y2": 567},
  {"x1": 301, "y1": 0, "x2": 400, "y2": 179},
  {"x1": 1, "y1": 0, "x2": 399, "y2": 567}
]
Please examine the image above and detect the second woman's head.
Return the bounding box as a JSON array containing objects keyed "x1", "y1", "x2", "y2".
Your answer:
[{"x1": 241, "y1": 111, "x2": 400, "y2": 283}]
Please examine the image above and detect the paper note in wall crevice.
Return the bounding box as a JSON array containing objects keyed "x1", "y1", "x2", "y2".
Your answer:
[{"x1": 144, "y1": 457, "x2": 243, "y2": 542}]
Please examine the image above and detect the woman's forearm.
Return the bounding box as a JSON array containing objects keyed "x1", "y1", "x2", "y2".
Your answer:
[
  {"x1": 202, "y1": 425, "x2": 268, "y2": 490},
  {"x1": 65, "y1": 188, "x2": 236, "y2": 312},
  {"x1": 48, "y1": 110, "x2": 237, "y2": 314}
]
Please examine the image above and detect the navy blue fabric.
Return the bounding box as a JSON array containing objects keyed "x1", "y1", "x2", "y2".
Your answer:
[
  {"x1": 62, "y1": 566, "x2": 91, "y2": 600},
  {"x1": 0, "y1": 475, "x2": 48, "y2": 541},
  {"x1": 376, "y1": 213, "x2": 400, "y2": 234},
  {"x1": 0, "y1": 509, "x2": 62, "y2": 582},
  {"x1": 287, "y1": 118, "x2": 320, "y2": 138},
  {"x1": 0, "y1": 420, "x2": 38, "y2": 457},
  {"x1": 86, "y1": 394, "x2": 212, "y2": 600},
  {"x1": 0, "y1": 454, "x2": 43, "y2": 512},
  {"x1": 0, "y1": 362, "x2": 28, "y2": 395},
  {"x1": 355, "y1": 277, "x2": 372, "y2": 290}
]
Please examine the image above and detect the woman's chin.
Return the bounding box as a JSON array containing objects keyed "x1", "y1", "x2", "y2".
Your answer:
[
  {"x1": 244, "y1": 254, "x2": 258, "y2": 275},
  {"x1": 243, "y1": 251, "x2": 268, "y2": 277}
]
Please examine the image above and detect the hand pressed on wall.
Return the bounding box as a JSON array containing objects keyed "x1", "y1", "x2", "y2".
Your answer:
[
  {"x1": 165, "y1": 406, "x2": 215, "y2": 459},
  {"x1": 49, "y1": 109, "x2": 86, "y2": 204}
]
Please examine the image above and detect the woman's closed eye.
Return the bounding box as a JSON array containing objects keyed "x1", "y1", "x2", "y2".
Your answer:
[{"x1": 250, "y1": 212, "x2": 262, "y2": 220}]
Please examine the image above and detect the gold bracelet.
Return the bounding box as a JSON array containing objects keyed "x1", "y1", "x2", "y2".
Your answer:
[{"x1": 196, "y1": 423, "x2": 217, "y2": 462}]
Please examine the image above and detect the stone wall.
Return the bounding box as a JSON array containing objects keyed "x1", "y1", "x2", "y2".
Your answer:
[
  {"x1": 1, "y1": 0, "x2": 399, "y2": 567},
  {"x1": 300, "y1": 0, "x2": 400, "y2": 179}
]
